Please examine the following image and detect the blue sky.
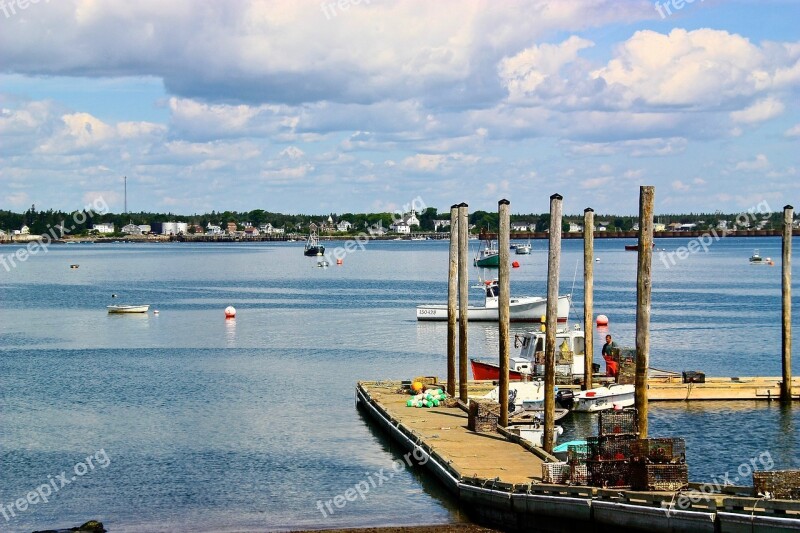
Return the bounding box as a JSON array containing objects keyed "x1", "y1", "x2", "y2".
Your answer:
[{"x1": 0, "y1": 0, "x2": 798, "y2": 216}]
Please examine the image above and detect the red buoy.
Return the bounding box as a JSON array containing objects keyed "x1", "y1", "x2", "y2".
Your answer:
[
  {"x1": 596, "y1": 314, "x2": 609, "y2": 326},
  {"x1": 225, "y1": 306, "x2": 236, "y2": 319},
  {"x1": 512, "y1": 261, "x2": 520, "y2": 268}
]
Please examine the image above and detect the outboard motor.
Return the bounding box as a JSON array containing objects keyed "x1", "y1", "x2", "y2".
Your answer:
[
  {"x1": 508, "y1": 389, "x2": 518, "y2": 412},
  {"x1": 556, "y1": 389, "x2": 575, "y2": 410}
]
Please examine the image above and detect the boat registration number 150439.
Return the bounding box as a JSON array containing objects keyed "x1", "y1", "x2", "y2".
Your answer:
[{"x1": 418, "y1": 309, "x2": 441, "y2": 315}]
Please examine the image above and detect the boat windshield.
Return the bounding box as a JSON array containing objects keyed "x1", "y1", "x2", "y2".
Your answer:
[{"x1": 486, "y1": 285, "x2": 499, "y2": 298}]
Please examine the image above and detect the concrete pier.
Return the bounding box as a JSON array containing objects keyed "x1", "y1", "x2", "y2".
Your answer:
[{"x1": 356, "y1": 380, "x2": 800, "y2": 532}]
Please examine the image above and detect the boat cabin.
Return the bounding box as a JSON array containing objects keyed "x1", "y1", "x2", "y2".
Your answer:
[{"x1": 516, "y1": 325, "x2": 586, "y2": 380}]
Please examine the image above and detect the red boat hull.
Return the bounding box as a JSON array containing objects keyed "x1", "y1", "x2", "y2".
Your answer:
[{"x1": 470, "y1": 359, "x2": 527, "y2": 381}]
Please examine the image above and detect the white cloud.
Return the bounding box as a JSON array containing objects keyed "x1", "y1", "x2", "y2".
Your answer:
[
  {"x1": 734, "y1": 154, "x2": 770, "y2": 171},
  {"x1": 671, "y1": 180, "x2": 690, "y2": 192},
  {"x1": 730, "y1": 97, "x2": 785, "y2": 124},
  {"x1": 785, "y1": 124, "x2": 800, "y2": 137}
]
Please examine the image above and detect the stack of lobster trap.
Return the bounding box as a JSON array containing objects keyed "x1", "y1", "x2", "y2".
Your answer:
[{"x1": 562, "y1": 409, "x2": 688, "y2": 490}]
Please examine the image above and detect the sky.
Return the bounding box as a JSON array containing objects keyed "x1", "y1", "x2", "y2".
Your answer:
[{"x1": 0, "y1": 0, "x2": 799, "y2": 217}]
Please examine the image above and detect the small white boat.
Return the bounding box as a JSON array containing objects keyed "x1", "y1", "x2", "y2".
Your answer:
[
  {"x1": 515, "y1": 240, "x2": 532, "y2": 255},
  {"x1": 416, "y1": 280, "x2": 570, "y2": 322},
  {"x1": 480, "y1": 381, "x2": 570, "y2": 421},
  {"x1": 506, "y1": 423, "x2": 564, "y2": 448},
  {"x1": 317, "y1": 259, "x2": 329, "y2": 268},
  {"x1": 571, "y1": 384, "x2": 635, "y2": 412},
  {"x1": 107, "y1": 304, "x2": 150, "y2": 314}
]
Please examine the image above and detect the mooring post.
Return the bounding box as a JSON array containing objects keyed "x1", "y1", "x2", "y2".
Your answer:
[
  {"x1": 544, "y1": 193, "x2": 563, "y2": 454},
  {"x1": 498, "y1": 199, "x2": 511, "y2": 427},
  {"x1": 583, "y1": 207, "x2": 595, "y2": 391},
  {"x1": 635, "y1": 186, "x2": 655, "y2": 438},
  {"x1": 458, "y1": 202, "x2": 469, "y2": 402},
  {"x1": 781, "y1": 204, "x2": 793, "y2": 402},
  {"x1": 447, "y1": 204, "x2": 459, "y2": 397}
]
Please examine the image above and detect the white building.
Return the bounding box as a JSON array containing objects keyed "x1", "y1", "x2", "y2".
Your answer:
[
  {"x1": 121, "y1": 224, "x2": 142, "y2": 235},
  {"x1": 433, "y1": 219, "x2": 450, "y2": 231},
  {"x1": 390, "y1": 221, "x2": 410, "y2": 234},
  {"x1": 162, "y1": 222, "x2": 188, "y2": 235},
  {"x1": 206, "y1": 223, "x2": 223, "y2": 235},
  {"x1": 568, "y1": 222, "x2": 582, "y2": 233},
  {"x1": 511, "y1": 222, "x2": 530, "y2": 232},
  {"x1": 138, "y1": 225, "x2": 151, "y2": 234},
  {"x1": 337, "y1": 220, "x2": 353, "y2": 232},
  {"x1": 92, "y1": 223, "x2": 115, "y2": 234}
]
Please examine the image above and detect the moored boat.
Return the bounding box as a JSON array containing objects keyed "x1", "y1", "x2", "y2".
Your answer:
[
  {"x1": 304, "y1": 224, "x2": 325, "y2": 256},
  {"x1": 571, "y1": 384, "x2": 635, "y2": 412},
  {"x1": 515, "y1": 242, "x2": 532, "y2": 255},
  {"x1": 749, "y1": 249, "x2": 773, "y2": 265},
  {"x1": 416, "y1": 280, "x2": 571, "y2": 322},
  {"x1": 107, "y1": 304, "x2": 150, "y2": 314},
  {"x1": 474, "y1": 240, "x2": 500, "y2": 267}
]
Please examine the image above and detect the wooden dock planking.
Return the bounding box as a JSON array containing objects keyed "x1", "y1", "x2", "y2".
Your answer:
[{"x1": 359, "y1": 381, "x2": 545, "y2": 485}]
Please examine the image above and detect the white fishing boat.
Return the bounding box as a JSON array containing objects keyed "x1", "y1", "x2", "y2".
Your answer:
[
  {"x1": 505, "y1": 423, "x2": 564, "y2": 448},
  {"x1": 107, "y1": 304, "x2": 150, "y2": 314},
  {"x1": 571, "y1": 384, "x2": 635, "y2": 412},
  {"x1": 416, "y1": 280, "x2": 571, "y2": 322},
  {"x1": 515, "y1": 240, "x2": 532, "y2": 255},
  {"x1": 749, "y1": 249, "x2": 773, "y2": 265},
  {"x1": 470, "y1": 324, "x2": 588, "y2": 382},
  {"x1": 480, "y1": 381, "x2": 570, "y2": 421}
]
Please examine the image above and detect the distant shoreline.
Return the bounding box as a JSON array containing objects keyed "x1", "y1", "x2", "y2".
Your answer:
[{"x1": 1, "y1": 228, "x2": 798, "y2": 245}]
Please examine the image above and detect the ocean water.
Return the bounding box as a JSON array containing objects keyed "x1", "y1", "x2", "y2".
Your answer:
[{"x1": 0, "y1": 236, "x2": 798, "y2": 532}]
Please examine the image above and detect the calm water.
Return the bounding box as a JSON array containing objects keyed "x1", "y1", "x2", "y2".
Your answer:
[{"x1": 1, "y1": 237, "x2": 798, "y2": 532}]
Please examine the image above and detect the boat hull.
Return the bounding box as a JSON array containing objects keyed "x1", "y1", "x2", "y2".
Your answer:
[
  {"x1": 572, "y1": 385, "x2": 635, "y2": 412},
  {"x1": 304, "y1": 246, "x2": 325, "y2": 256},
  {"x1": 471, "y1": 359, "x2": 527, "y2": 380},
  {"x1": 416, "y1": 295, "x2": 570, "y2": 322},
  {"x1": 107, "y1": 305, "x2": 150, "y2": 314},
  {"x1": 474, "y1": 254, "x2": 500, "y2": 267},
  {"x1": 515, "y1": 246, "x2": 531, "y2": 255}
]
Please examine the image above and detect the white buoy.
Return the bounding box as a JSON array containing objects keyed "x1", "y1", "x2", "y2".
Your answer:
[{"x1": 225, "y1": 306, "x2": 236, "y2": 318}]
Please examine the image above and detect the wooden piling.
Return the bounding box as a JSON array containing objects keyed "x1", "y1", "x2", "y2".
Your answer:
[
  {"x1": 635, "y1": 186, "x2": 655, "y2": 438},
  {"x1": 544, "y1": 193, "x2": 563, "y2": 453},
  {"x1": 498, "y1": 199, "x2": 511, "y2": 427},
  {"x1": 583, "y1": 208, "x2": 594, "y2": 391},
  {"x1": 447, "y1": 204, "x2": 459, "y2": 397},
  {"x1": 458, "y1": 202, "x2": 469, "y2": 402},
  {"x1": 781, "y1": 204, "x2": 793, "y2": 402}
]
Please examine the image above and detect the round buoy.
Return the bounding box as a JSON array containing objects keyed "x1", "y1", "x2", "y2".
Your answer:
[
  {"x1": 512, "y1": 261, "x2": 520, "y2": 268},
  {"x1": 111, "y1": 294, "x2": 117, "y2": 298},
  {"x1": 336, "y1": 258, "x2": 343, "y2": 265},
  {"x1": 153, "y1": 310, "x2": 159, "y2": 315},
  {"x1": 225, "y1": 306, "x2": 236, "y2": 319},
  {"x1": 411, "y1": 381, "x2": 424, "y2": 393},
  {"x1": 596, "y1": 314, "x2": 609, "y2": 326}
]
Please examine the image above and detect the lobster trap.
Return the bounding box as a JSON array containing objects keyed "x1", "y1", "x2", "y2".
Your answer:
[
  {"x1": 587, "y1": 459, "x2": 631, "y2": 488},
  {"x1": 598, "y1": 408, "x2": 639, "y2": 437},
  {"x1": 753, "y1": 470, "x2": 800, "y2": 500},
  {"x1": 630, "y1": 462, "x2": 689, "y2": 492},
  {"x1": 542, "y1": 461, "x2": 571, "y2": 484},
  {"x1": 587, "y1": 434, "x2": 638, "y2": 461},
  {"x1": 632, "y1": 438, "x2": 686, "y2": 464},
  {"x1": 467, "y1": 399, "x2": 500, "y2": 433}
]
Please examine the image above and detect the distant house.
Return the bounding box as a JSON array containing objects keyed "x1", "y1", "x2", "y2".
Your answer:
[
  {"x1": 13, "y1": 225, "x2": 30, "y2": 236},
  {"x1": 433, "y1": 219, "x2": 450, "y2": 231},
  {"x1": 207, "y1": 223, "x2": 223, "y2": 235},
  {"x1": 568, "y1": 222, "x2": 582, "y2": 233},
  {"x1": 138, "y1": 225, "x2": 151, "y2": 234},
  {"x1": 92, "y1": 223, "x2": 115, "y2": 234},
  {"x1": 511, "y1": 222, "x2": 530, "y2": 232},
  {"x1": 121, "y1": 224, "x2": 142, "y2": 235},
  {"x1": 679, "y1": 223, "x2": 697, "y2": 231},
  {"x1": 226, "y1": 222, "x2": 238, "y2": 234},
  {"x1": 717, "y1": 220, "x2": 729, "y2": 230},
  {"x1": 337, "y1": 220, "x2": 353, "y2": 232},
  {"x1": 597, "y1": 225, "x2": 607, "y2": 232},
  {"x1": 390, "y1": 221, "x2": 410, "y2": 234},
  {"x1": 667, "y1": 222, "x2": 683, "y2": 231},
  {"x1": 653, "y1": 223, "x2": 665, "y2": 232},
  {"x1": 190, "y1": 225, "x2": 204, "y2": 234},
  {"x1": 244, "y1": 226, "x2": 260, "y2": 236}
]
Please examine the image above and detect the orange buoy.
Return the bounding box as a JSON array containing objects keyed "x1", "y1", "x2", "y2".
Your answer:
[
  {"x1": 512, "y1": 261, "x2": 520, "y2": 268},
  {"x1": 596, "y1": 314, "x2": 609, "y2": 326},
  {"x1": 224, "y1": 306, "x2": 236, "y2": 319},
  {"x1": 336, "y1": 258, "x2": 343, "y2": 265}
]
